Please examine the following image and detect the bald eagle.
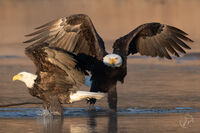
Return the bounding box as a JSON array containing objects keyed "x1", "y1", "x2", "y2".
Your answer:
[
  {"x1": 13, "y1": 44, "x2": 105, "y2": 115},
  {"x1": 14, "y1": 14, "x2": 193, "y2": 113}
]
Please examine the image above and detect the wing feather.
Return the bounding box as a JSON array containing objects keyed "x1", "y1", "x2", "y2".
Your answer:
[
  {"x1": 25, "y1": 43, "x2": 85, "y2": 87},
  {"x1": 167, "y1": 25, "x2": 188, "y2": 35},
  {"x1": 151, "y1": 36, "x2": 164, "y2": 57},
  {"x1": 113, "y1": 23, "x2": 193, "y2": 59},
  {"x1": 44, "y1": 47, "x2": 85, "y2": 86},
  {"x1": 144, "y1": 37, "x2": 157, "y2": 57},
  {"x1": 171, "y1": 36, "x2": 191, "y2": 49},
  {"x1": 24, "y1": 14, "x2": 106, "y2": 60},
  {"x1": 154, "y1": 35, "x2": 171, "y2": 59},
  {"x1": 168, "y1": 38, "x2": 186, "y2": 54}
]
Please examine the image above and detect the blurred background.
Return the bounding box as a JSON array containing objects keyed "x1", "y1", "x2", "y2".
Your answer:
[{"x1": 0, "y1": 0, "x2": 199, "y2": 45}]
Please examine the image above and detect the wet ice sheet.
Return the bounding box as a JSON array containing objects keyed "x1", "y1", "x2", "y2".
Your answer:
[{"x1": 0, "y1": 107, "x2": 198, "y2": 118}]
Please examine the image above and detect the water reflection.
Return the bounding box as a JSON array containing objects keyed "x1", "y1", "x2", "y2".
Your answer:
[
  {"x1": 87, "y1": 112, "x2": 118, "y2": 133},
  {"x1": 38, "y1": 112, "x2": 118, "y2": 133},
  {"x1": 0, "y1": 112, "x2": 200, "y2": 133},
  {"x1": 39, "y1": 116, "x2": 64, "y2": 133},
  {"x1": 1, "y1": 107, "x2": 198, "y2": 132},
  {"x1": 108, "y1": 113, "x2": 118, "y2": 133},
  {"x1": 87, "y1": 113, "x2": 98, "y2": 133}
]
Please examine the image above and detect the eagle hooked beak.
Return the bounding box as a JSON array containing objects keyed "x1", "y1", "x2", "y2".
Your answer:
[
  {"x1": 110, "y1": 58, "x2": 115, "y2": 65},
  {"x1": 12, "y1": 74, "x2": 22, "y2": 81}
]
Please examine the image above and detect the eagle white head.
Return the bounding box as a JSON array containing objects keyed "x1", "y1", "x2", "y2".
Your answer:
[
  {"x1": 103, "y1": 54, "x2": 122, "y2": 67},
  {"x1": 12, "y1": 72, "x2": 37, "y2": 88}
]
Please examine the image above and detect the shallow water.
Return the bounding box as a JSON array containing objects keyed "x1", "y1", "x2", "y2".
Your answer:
[
  {"x1": 0, "y1": 107, "x2": 200, "y2": 133},
  {"x1": 0, "y1": 108, "x2": 200, "y2": 133}
]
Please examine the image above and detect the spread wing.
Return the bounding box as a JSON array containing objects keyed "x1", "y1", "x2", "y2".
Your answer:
[
  {"x1": 113, "y1": 23, "x2": 193, "y2": 59},
  {"x1": 24, "y1": 14, "x2": 106, "y2": 60},
  {"x1": 25, "y1": 43, "x2": 85, "y2": 87}
]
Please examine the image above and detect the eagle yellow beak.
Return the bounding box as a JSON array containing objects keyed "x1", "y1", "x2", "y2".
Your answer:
[
  {"x1": 12, "y1": 74, "x2": 21, "y2": 81},
  {"x1": 110, "y1": 58, "x2": 115, "y2": 65}
]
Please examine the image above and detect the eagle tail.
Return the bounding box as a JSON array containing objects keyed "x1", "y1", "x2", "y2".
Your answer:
[{"x1": 69, "y1": 91, "x2": 106, "y2": 103}]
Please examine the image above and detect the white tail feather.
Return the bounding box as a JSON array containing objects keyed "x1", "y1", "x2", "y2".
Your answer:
[{"x1": 69, "y1": 91, "x2": 106, "y2": 103}]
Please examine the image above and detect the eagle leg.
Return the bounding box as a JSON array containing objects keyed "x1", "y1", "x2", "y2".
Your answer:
[
  {"x1": 87, "y1": 98, "x2": 96, "y2": 111},
  {"x1": 43, "y1": 96, "x2": 63, "y2": 116},
  {"x1": 108, "y1": 85, "x2": 117, "y2": 112}
]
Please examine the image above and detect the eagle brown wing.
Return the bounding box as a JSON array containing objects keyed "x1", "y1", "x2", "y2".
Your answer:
[
  {"x1": 25, "y1": 43, "x2": 85, "y2": 88},
  {"x1": 24, "y1": 14, "x2": 106, "y2": 60},
  {"x1": 113, "y1": 23, "x2": 193, "y2": 59}
]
